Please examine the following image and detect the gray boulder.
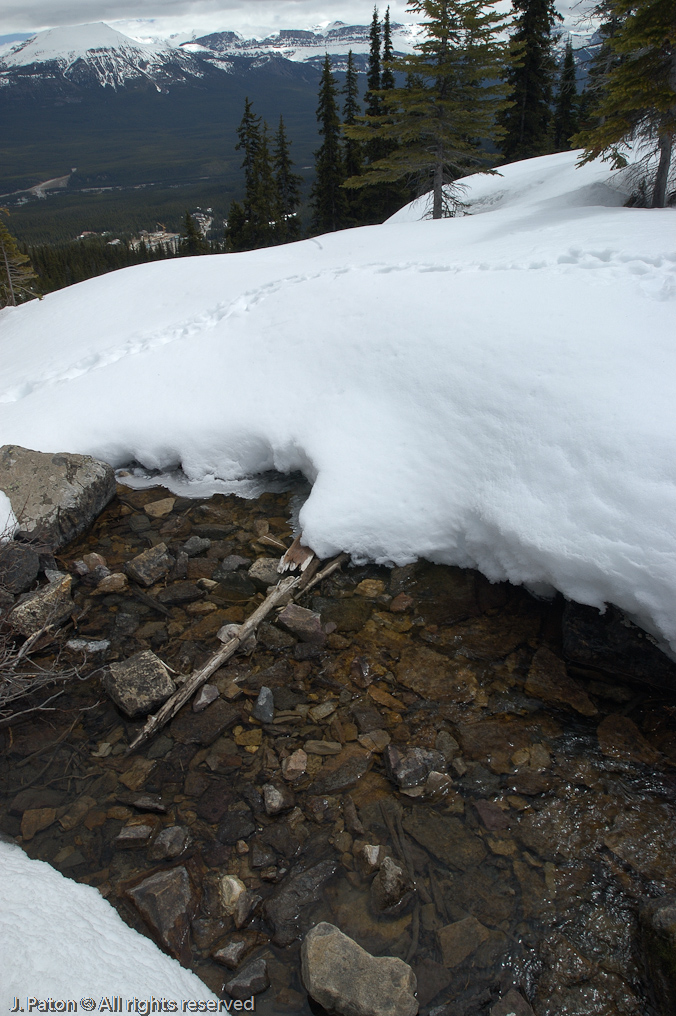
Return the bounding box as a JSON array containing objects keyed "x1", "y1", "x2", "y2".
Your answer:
[
  {"x1": 301, "y1": 922, "x2": 418, "y2": 1016},
  {"x1": 0, "y1": 444, "x2": 115, "y2": 551},
  {"x1": 9, "y1": 572, "x2": 73, "y2": 635},
  {"x1": 104, "y1": 650, "x2": 176, "y2": 717}
]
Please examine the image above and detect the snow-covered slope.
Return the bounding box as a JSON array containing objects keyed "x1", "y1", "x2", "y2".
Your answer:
[
  {"x1": 1, "y1": 152, "x2": 675, "y2": 654},
  {"x1": 0, "y1": 839, "x2": 216, "y2": 1001},
  {"x1": 0, "y1": 22, "x2": 202, "y2": 89}
]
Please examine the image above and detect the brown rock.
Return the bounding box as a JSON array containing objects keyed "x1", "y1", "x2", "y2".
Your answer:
[
  {"x1": 403, "y1": 806, "x2": 486, "y2": 870},
  {"x1": 144, "y1": 498, "x2": 175, "y2": 518},
  {"x1": 104, "y1": 649, "x2": 175, "y2": 718},
  {"x1": 20, "y1": 807, "x2": 56, "y2": 841},
  {"x1": 127, "y1": 866, "x2": 196, "y2": 962},
  {"x1": 277, "y1": 603, "x2": 326, "y2": 644},
  {"x1": 597, "y1": 714, "x2": 661, "y2": 765},
  {"x1": 125, "y1": 543, "x2": 174, "y2": 587},
  {"x1": 524, "y1": 646, "x2": 597, "y2": 716},
  {"x1": 438, "y1": 915, "x2": 490, "y2": 967},
  {"x1": 171, "y1": 698, "x2": 241, "y2": 746},
  {"x1": 307, "y1": 744, "x2": 373, "y2": 795},
  {"x1": 396, "y1": 645, "x2": 478, "y2": 703}
]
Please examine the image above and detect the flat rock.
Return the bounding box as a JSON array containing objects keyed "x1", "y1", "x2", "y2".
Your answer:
[
  {"x1": 248, "y1": 557, "x2": 281, "y2": 589},
  {"x1": 524, "y1": 646, "x2": 597, "y2": 716},
  {"x1": 0, "y1": 444, "x2": 115, "y2": 550},
  {"x1": 313, "y1": 595, "x2": 373, "y2": 633},
  {"x1": 157, "y1": 581, "x2": 203, "y2": 605},
  {"x1": 125, "y1": 543, "x2": 174, "y2": 587},
  {"x1": 438, "y1": 915, "x2": 490, "y2": 967},
  {"x1": 103, "y1": 650, "x2": 175, "y2": 718},
  {"x1": 171, "y1": 698, "x2": 241, "y2": 745},
  {"x1": 403, "y1": 806, "x2": 486, "y2": 870},
  {"x1": 596, "y1": 713, "x2": 661, "y2": 766},
  {"x1": 148, "y1": 825, "x2": 191, "y2": 860},
  {"x1": 307, "y1": 744, "x2": 373, "y2": 796},
  {"x1": 225, "y1": 958, "x2": 270, "y2": 1000},
  {"x1": 9, "y1": 573, "x2": 73, "y2": 636},
  {"x1": 211, "y1": 571, "x2": 257, "y2": 602},
  {"x1": 278, "y1": 603, "x2": 326, "y2": 644},
  {"x1": 217, "y1": 804, "x2": 256, "y2": 844},
  {"x1": 263, "y1": 860, "x2": 338, "y2": 946},
  {"x1": 301, "y1": 922, "x2": 418, "y2": 1016},
  {"x1": 127, "y1": 866, "x2": 196, "y2": 963},
  {"x1": 396, "y1": 645, "x2": 478, "y2": 703},
  {"x1": 0, "y1": 541, "x2": 40, "y2": 594}
]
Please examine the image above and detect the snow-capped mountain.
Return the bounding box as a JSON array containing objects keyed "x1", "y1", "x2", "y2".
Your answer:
[
  {"x1": 0, "y1": 19, "x2": 418, "y2": 91},
  {"x1": 0, "y1": 22, "x2": 204, "y2": 90}
]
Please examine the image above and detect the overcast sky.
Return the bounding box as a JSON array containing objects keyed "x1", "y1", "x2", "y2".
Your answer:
[{"x1": 2, "y1": 0, "x2": 589, "y2": 42}]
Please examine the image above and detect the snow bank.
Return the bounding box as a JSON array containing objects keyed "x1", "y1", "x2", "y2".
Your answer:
[
  {"x1": 0, "y1": 840, "x2": 216, "y2": 1001},
  {"x1": 0, "y1": 151, "x2": 675, "y2": 650}
]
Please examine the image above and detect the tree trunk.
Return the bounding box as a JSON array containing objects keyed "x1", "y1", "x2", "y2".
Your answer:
[
  {"x1": 433, "y1": 148, "x2": 443, "y2": 219},
  {"x1": 651, "y1": 133, "x2": 673, "y2": 209}
]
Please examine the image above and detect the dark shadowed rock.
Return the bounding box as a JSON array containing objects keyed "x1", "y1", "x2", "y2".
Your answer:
[
  {"x1": 0, "y1": 444, "x2": 116, "y2": 550},
  {"x1": 148, "y1": 825, "x2": 191, "y2": 860},
  {"x1": 384, "y1": 745, "x2": 446, "y2": 789},
  {"x1": 103, "y1": 650, "x2": 175, "y2": 718},
  {"x1": 524, "y1": 646, "x2": 597, "y2": 716},
  {"x1": 490, "y1": 989, "x2": 535, "y2": 1016},
  {"x1": 370, "y1": 856, "x2": 414, "y2": 914},
  {"x1": 404, "y1": 806, "x2": 486, "y2": 870},
  {"x1": 301, "y1": 922, "x2": 418, "y2": 1016},
  {"x1": 211, "y1": 571, "x2": 257, "y2": 602},
  {"x1": 0, "y1": 541, "x2": 40, "y2": 594},
  {"x1": 638, "y1": 895, "x2": 676, "y2": 1015},
  {"x1": 157, "y1": 581, "x2": 203, "y2": 605},
  {"x1": 253, "y1": 686, "x2": 275, "y2": 723},
  {"x1": 212, "y1": 932, "x2": 259, "y2": 969},
  {"x1": 307, "y1": 744, "x2": 373, "y2": 795},
  {"x1": 263, "y1": 859, "x2": 338, "y2": 946},
  {"x1": 171, "y1": 698, "x2": 241, "y2": 745},
  {"x1": 277, "y1": 603, "x2": 326, "y2": 644},
  {"x1": 217, "y1": 804, "x2": 255, "y2": 844},
  {"x1": 563, "y1": 601, "x2": 676, "y2": 693},
  {"x1": 127, "y1": 866, "x2": 196, "y2": 962}
]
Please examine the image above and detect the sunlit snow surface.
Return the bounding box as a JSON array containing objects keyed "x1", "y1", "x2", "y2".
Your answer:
[
  {"x1": 0, "y1": 839, "x2": 217, "y2": 1000},
  {"x1": 1, "y1": 151, "x2": 675, "y2": 649}
]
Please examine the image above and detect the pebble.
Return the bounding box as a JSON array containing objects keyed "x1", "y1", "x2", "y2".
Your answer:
[
  {"x1": 193, "y1": 684, "x2": 219, "y2": 712},
  {"x1": 225, "y1": 958, "x2": 269, "y2": 1000},
  {"x1": 262, "y1": 783, "x2": 295, "y2": 816},
  {"x1": 183, "y1": 535, "x2": 211, "y2": 557},
  {"x1": 282, "y1": 748, "x2": 308, "y2": 781},
  {"x1": 252, "y1": 686, "x2": 275, "y2": 723}
]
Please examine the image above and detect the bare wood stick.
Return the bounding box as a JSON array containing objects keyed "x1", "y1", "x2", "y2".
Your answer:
[
  {"x1": 297, "y1": 552, "x2": 350, "y2": 598},
  {"x1": 127, "y1": 573, "x2": 303, "y2": 753}
]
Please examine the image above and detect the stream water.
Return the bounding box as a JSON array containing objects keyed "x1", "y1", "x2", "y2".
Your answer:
[{"x1": 1, "y1": 484, "x2": 675, "y2": 1015}]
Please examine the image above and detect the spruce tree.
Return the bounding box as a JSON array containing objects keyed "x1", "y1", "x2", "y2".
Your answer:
[
  {"x1": 342, "y1": 51, "x2": 365, "y2": 223},
  {"x1": 344, "y1": 0, "x2": 511, "y2": 219},
  {"x1": 0, "y1": 211, "x2": 38, "y2": 307},
  {"x1": 366, "y1": 7, "x2": 383, "y2": 118},
  {"x1": 553, "y1": 38, "x2": 580, "y2": 150},
  {"x1": 310, "y1": 56, "x2": 347, "y2": 233},
  {"x1": 382, "y1": 6, "x2": 396, "y2": 90},
  {"x1": 500, "y1": 0, "x2": 562, "y2": 161},
  {"x1": 248, "y1": 124, "x2": 277, "y2": 248},
  {"x1": 179, "y1": 212, "x2": 210, "y2": 256},
  {"x1": 273, "y1": 116, "x2": 303, "y2": 242},
  {"x1": 573, "y1": 0, "x2": 676, "y2": 208}
]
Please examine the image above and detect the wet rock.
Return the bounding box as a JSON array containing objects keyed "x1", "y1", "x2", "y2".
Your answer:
[
  {"x1": 262, "y1": 783, "x2": 295, "y2": 816},
  {"x1": 157, "y1": 581, "x2": 203, "y2": 606},
  {"x1": 0, "y1": 444, "x2": 115, "y2": 550},
  {"x1": 305, "y1": 740, "x2": 343, "y2": 756},
  {"x1": 21, "y1": 807, "x2": 57, "y2": 840},
  {"x1": 278, "y1": 603, "x2": 326, "y2": 644},
  {"x1": 148, "y1": 825, "x2": 191, "y2": 860},
  {"x1": 282, "y1": 748, "x2": 308, "y2": 782},
  {"x1": 355, "y1": 843, "x2": 391, "y2": 877},
  {"x1": 307, "y1": 744, "x2": 373, "y2": 796},
  {"x1": 258, "y1": 622, "x2": 296, "y2": 650},
  {"x1": 253, "y1": 686, "x2": 275, "y2": 723},
  {"x1": 127, "y1": 866, "x2": 196, "y2": 962},
  {"x1": 233, "y1": 890, "x2": 262, "y2": 929},
  {"x1": 219, "y1": 875, "x2": 247, "y2": 916},
  {"x1": 9, "y1": 572, "x2": 73, "y2": 635},
  {"x1": 639, "y1": 895, "x2": 676, "y2": 1015},
  {"x1": 115, "y1": 822, "x2": 156, "y2": 849},
  {"x1": 249, "y1": 557, "x2": 281, "y2": 589},
  {"x1": 193, "y1": 684, "x2": 219, "y2": 712},
  {"x1": 251, "y1": 838, "x2": 278, "y2": 869},
  {"x1": 370, "y1": 856, "x2": 414, "y2": 914},
  {"x1": 524, "y1": 646, "x2": 597, "y2": 716},
  {"x1": 9, "y1": 788, "x2": 64, "y2": 816},
  {"x1": 183, "y1": 535, "x2": 211, "y2": 557},
  {"x1": 596, "y1": 713, "x2": 661, "y2": 766},
  {"x1": 212, "y1": 933, "x2": 258, "y2": 969},
  {"x1": 217, "y1": 804, "x2": 255, "y2": 844},
  {"x1": 490, "y1": 989, "x2": 534, "y2": 1016},
  {"x1": 225, "y1": 957, "x2": 269, "y2": 1000},
  {"x1": 435, "y1": 730, "x2": 460, "y2": 761},
  {"x1": 94, "y1": 571, "x2": 128, "y2": 595},
  {"x1": 474, "y1": 800, "x2": 510, "y2": 832},
  {"x1": 125, "y1": 543, "x2": 174, "y2": 587},
  {"x1": 313, "y1": 595, "x2": 373, "y2": 632},
  {"x1": 195, "y1": 782, "x2": 233, "y2": 823},
  {"x1": 396, "y1": 645, "x2": 478, "y2": 703},
  {"x1": 0, "y1": 586, "x2": 15, "y2": 614},
  {"x1": 144, "y1": 497, "x2": 175, "y2": 518},
  {"x1": 438, "y1": 915, "x2": 490, "y2": 967},
  {"x1": 404, "y1": 806, "x2": 486, "y2": 870},
  {"x1": 104, "y1": 650, "x2": 175, "y2": 718},
  {"x1": 263, "y1": 859, "x2": 338, "y2": 946},
  {"x1": 261, "y1": 820, "x2": 302, "y2": 860},
  {"x1": 563, "y1": 600, "x2": 676, "y2": 693},
  {"x1": 171, "y1": 698, "x2": 241, "y2": 745},
  {"x1": 301, "y1": 922, "x2": 418, "y2": 1016},
  {"x1": 350, "y1": 700, "x2": 383, "y2": 734},
  {"x1": 211, "y1": 571, "x2": 257, "y2": 602},
  {"x1": 384, "y1": 745, "x2": 446, "y2": 790},
  {"x1": 355, "y1": 579, "x2": 386, "y2": 599},
  {"x1": 390, "y1": 592, "x2": 414, "y2": 613},
  {"x1": 0, "y1": 541, "x2": 40, "y2": 594}
]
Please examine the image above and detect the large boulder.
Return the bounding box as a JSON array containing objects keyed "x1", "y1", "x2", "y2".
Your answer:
[
  {"x1": 301, "y1": 922, "x2": 418, "y2": 1016},
  {"x1": 0, "y1": 445, "x2": 115, "y2": 551}
]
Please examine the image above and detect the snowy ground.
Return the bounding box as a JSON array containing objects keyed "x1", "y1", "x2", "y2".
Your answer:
[
  {"x1": 0, "y1": 839, "x2": 217, "y2": 1002},
  {"x1": 1, "y1": 151, "x2": 675, "y2": 657}
]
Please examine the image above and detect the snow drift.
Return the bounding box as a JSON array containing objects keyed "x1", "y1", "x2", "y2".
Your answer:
[{"x1": 0, "y1": 151, "x2": 674, "y2": 651}]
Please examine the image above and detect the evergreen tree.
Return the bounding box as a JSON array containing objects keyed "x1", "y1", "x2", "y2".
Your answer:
[
  {"x1": 342, "y1": 51, "x2": 365, "y2": 223},
  {"x1": 344, "y1": 0, "x2": 511, "y2": 219},
  {"x1": 0, "y1": 210, "x2": 38, "y2": 307},
  {"x1": 310, "y1": 56, "x2": 348, "y2": 233},
  {"x1": 366, "y1": 7, "x2": 383, "y2": 118},
  {"x1": 227, "y1": 99, "x2": 277, "y2": 250},
  {"x1": 382, "y1": 6, "x2": 396, "y2": 90},
  {"x1": 179, "y1": 212, "x2": 210, "y2": 256},
  {"x1": 573, "y1": 0, "x2": 676, "y2": 208},
  {"x1": 553, "y1": 38, "x2": 580, "y2": 149},
  {"x1": 273, "y1": 116, "x2": 303, "y2": 242},
  {"x1": 500, "y1": 0, "x2": 562, "y2": 161}
]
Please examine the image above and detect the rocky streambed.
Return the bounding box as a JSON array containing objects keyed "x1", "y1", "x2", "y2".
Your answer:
[{"x1": 1, "y1": 469, "x2": 676, "y2": 1016}]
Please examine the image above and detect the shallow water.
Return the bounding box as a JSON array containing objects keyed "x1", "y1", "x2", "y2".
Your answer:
[{"x1": 1, "y1": 484, "x2": 675, "y2": 1015}]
